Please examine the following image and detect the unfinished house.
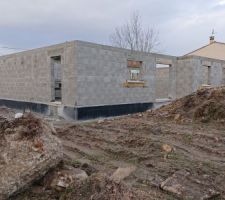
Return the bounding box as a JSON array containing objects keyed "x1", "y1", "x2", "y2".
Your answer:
[
  {"x1": 0, "y1": 39, "x2": 224, "y2": 120},
  {"x1": 155, "y1": 36, "x2": 225, "y2": 99},
  {"x1": 0, "y1": 41, "x2": 166, "y2": 120}
]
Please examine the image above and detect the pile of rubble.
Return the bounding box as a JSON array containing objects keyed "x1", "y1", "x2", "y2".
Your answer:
[
  {"x1": 0, "y1": 113, "x2": 63, "y2": 199},
  {"x1": 154, "y1": 86, "x2": 225, "y2": 122}
]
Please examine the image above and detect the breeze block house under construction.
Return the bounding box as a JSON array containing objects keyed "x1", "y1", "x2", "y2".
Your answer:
[{"x1": 0, "y1": 40, "x2": 225, "y2": 120}]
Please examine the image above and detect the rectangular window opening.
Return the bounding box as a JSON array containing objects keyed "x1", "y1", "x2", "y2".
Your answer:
[
  {"x1": 51, "y1": 56, "x2": 62, "y2": 102},
  {"x1": 124, "y1": 59, "x2": 145, "y2": 87},
  {"x1": 130, "y1": 69, "x2": 141, "y2": 81},
  {"x1": 156, "y1": 64, "x2": 170, "y2": 68},
  {"x1": 127, "y1": 60, "x2": 143, "y2": 82}
]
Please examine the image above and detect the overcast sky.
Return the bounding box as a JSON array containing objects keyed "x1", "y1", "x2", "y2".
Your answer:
[{"x1": 0, "y1": 0, "x2": 225, "y2": 56}]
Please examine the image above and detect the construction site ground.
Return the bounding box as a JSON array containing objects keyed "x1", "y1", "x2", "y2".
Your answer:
[
  {"x1": 9, "y1": 115, "x2": 224, "y2": 199},
  {"x1": 2, "y1": 87, "x2": 225, "y2": 199}
]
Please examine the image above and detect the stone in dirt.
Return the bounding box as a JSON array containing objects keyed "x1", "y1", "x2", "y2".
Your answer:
[
  {"x1": 44, "y1": 164, "x2": 88, "y2": 191},
  {"x1": 160, "y1": 169, "x2": 220, "y2": 200},
  {"x1": 0, "y1": 113, "x2": 63, "y2": 199},
  {"x1": 174, "y1": 113, "x2": 181, "y2": 122},
  {"x1": 162, "y1": 144, "x2": 173, "y2": 153},
  {"x1": 110, "y1": 166, "x2": 136, "y2": 183}
]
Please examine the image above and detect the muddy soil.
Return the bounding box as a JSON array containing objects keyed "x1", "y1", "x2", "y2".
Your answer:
[
  {"x1": 12, "y1": 112, "x2": 225, "y2": 199},
  {"x1": 3, "y1": 86, "x2": 225, "y2": 200}
]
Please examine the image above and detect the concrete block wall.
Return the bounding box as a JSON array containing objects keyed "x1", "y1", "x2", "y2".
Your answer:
[
  {"x1": 191, "y1": 57, "x2": 224, "y2": 91},
  {"x1": 60, "y1": 42, "x2": 77, "y2": 106},
  {"x1": 0, "y1": 42, "x2": 76, "y2": 105},
  {"x1": 210, "y1": 61, "x2": 223, "y2": 86},
  {"x1": 0, "y1": 50, "x2": 51, "y2": 103},
  {"x1": 74, "y1": 41, "x2": 158, "y2": 107},
  {"x1": 175, "y1": 58, "x2": 194, "y2": 98},
  {"x1": 168, "y1": 61, "x2": 177, "y2": 99},
  {"x1": 175, "y1": 56, "x2": 225, "y2": 98}
]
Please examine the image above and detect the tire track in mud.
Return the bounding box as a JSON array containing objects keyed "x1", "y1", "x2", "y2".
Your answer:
[
  {"x1": 58, "y1": 118, "x2": 225, "y2": 171},
  {"x1": 55, "y1": 116, "x2": 225, "y2": 199}
]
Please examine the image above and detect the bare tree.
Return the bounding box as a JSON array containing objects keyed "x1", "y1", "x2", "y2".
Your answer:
[{"x1": 110, "y1": 11, "x2": 159, "y2": 52}]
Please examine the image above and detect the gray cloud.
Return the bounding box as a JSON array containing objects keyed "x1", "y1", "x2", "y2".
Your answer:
[{"x1": 0, "y1": 0, "x2": 224, "y2": 56}]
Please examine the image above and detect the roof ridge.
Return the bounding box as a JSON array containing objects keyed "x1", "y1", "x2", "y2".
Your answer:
[
  {"x1": 213, "y1": 41, "x2": 225, "y2": 45},
  {"x1": 184, "y1": 41, "x2": 225, "y2": 56},
  {"x1": 184, "y1": 43, "x2": 213, "y2": 56}
]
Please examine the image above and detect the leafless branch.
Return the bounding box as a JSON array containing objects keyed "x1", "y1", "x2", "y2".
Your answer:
[{"x1": 110, "y1": 11, "x2": 160, "y2": 52}]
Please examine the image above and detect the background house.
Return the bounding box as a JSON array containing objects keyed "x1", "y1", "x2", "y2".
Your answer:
[
  {"x1": 186, "y1": 36, "x2": 225, "y2": 61},
  {"x1": 156, "y1": 36, "x2": 225, "y2": 100}
]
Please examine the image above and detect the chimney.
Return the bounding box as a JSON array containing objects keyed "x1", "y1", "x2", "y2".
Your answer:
[{"x1": 209, "y1": 35, "x2": 215, "y2": 44}]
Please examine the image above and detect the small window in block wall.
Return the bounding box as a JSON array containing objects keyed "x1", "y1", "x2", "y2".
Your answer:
[
  {"x1": 130, "y1": 69, "x2": 140, "y2": 80},
  {"x1": 123, "y1": 60, "x2": 146, "y2": 88},
  {"x1": 127, "y1": 60, "x2": 142, "y2": 81}
]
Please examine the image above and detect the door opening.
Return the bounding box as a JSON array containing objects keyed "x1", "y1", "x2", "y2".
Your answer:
[
  {"x1": 202, "y1": 65, "x2": 211, "y2": 85},
  {"x1": 51, "y1": 56, "x2": 62, "y2": 101},
  {"x1": 223, "y1": 67, "x2": 225, "y2": 85},
  {"x1": 156, "y1": 64, "x2": 170, "y2": 99}
]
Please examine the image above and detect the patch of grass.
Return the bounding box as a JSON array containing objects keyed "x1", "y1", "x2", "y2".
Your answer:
[
  {"x1": 127, "y1": 157, "x2": 139, "y2": 165},
  {"x1": 167, "y1": 152, "x2": 181, "y2": 160},
  {"x1": 83, "y1": 153, "x2": 109, "y2": 164},
  {"x1": 202, "y1": 160, "x2": 215, "y2": 170},
  {"x1": 167, "y1": 151, "x2": 197, "y2": 170},
  {"x1": 70, "y1": 159, "x2": 82, "y2": 168},
  {"x1": 183, "y1": 134, "x2": 193, "y2": 144},
  {"x1": 166, "y1": 196, "x2": 179, "y2": 200},
  {"x1": 59, "y1": 187, "x2": 77, "y2": 200}
]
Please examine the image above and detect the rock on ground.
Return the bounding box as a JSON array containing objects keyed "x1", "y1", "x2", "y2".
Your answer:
[
  {"x1": 110, "y1": 166, "x2": 136, "y2": 183},
  {"x1": 43, "y1": 164, "x2": 88, "y2": 191},
  {"x1": 0, "y1": 113, "x2": 63, "y2": 199},
  {"x1": 160, "y1": 169, "x2": 220, "y2": 200}
]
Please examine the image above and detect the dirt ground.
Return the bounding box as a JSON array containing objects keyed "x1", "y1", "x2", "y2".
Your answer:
[
  {"x1": 3, "y1": 87, "x2": 225, "y2": 199},
  {"x1": 56, "y1": 115, "x2": 225, "y2": 198},
  {"x1": 11, "y1": 114, "x2": 225, "y2": 199}
]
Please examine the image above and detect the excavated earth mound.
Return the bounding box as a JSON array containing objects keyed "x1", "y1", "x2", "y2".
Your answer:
[
  {"x1": 153, "y1": 86, "x2": 225, "y2": 122},
  {"x1": 0, "y1": 113, "x2": 63, "y2": 199}
]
